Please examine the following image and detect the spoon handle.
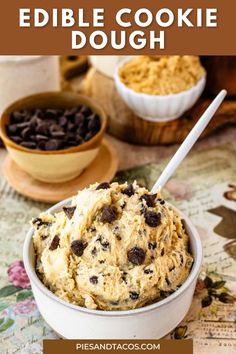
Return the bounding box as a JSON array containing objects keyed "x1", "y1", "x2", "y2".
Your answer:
[{"x1": 151, "y1": 89, "x2": 227, "y2": 193}]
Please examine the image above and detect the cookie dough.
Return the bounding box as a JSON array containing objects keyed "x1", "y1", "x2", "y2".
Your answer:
[
  {"x1": 119, "y1": 55, "x2": 205, "y2": 95},
  {"x1": 33, "y1": 182, "x2": 193, "y2": 311}
]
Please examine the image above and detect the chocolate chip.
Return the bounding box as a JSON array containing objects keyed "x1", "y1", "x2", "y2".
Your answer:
[
  {"x1": 88, "y1": 114, "x2": 100, "y2": 131},
  {"x1": 45, "y1": 139, "x2": 59, "y2": 151},
  {"x1": 165, "y1": 277, "x2": 170, "y2": 286},
  {"x1": 161, "y1": 248, "x2": 165, "y2": 256},
  {"x1": 122, "y1": 184, "x2": 135, "y2": 197},
  {"x1": 76, "y1": 127, "x2": 86, "y2": 138},
  {"x1": 144, "y1": 268, "x2": 153, "y2": 274},
  {"x1": 89, "y1": 276, "x2": 98, "y2": 285},
  {"x1": 138, "y1": 229, "x2": 146, "y2": 237},
  {"x1": 29, "y1": 116, "x2": 38, "y2": 129},
  {"x1": 129, "y1": 291, "x2": 139, "y2": 300},
  {"x1": 67, "y1": 140, "x2": 77, "y2": 147},
  {"x1": 20, "y1": 141, "x2": 37, "y2": 149},
  {"x1": 96, "y1": 235, "x2": 102, "y2": 243},
  {"x1": 59, "y1": 116, "x2": 68, "y2": 126},
  {"x1": 113, "y1": 226, "x2": 119, "y2": 233},
  {"x1": 100, "y1": 206, "x2": 117, "y2": 224},
  {"x1": 7, "y1": 124, "x2": 18, "y2": 134},
  {"x1": 96, "y1": 182, "x2": 110, "y2": 190},
  {"x1": 75, "y1": 113, "x2": 84, "y2": 125},
  {"x1": 110, "y1": 300, "x2": 119, "y2": 306},
  {"x1": 121, "y1": 276, "x2": 127, "y2": 283},
  {"x1": 91, "y1": 247, "x2": 97, "y2": 256},
  {"x1": 36, "y1": 122, "x2": 49, "y2": 135},
  {"x1": 120, "y1": 201, "x2": 126, "y2": 209},
  {"x1": 71, "y1": 240, "x2": 88, "y2": 257},
  {"x1": 63, "y1": 206, "x2": 76, "y2": 219},
  {"x1": 140, "y1": 194, "x2": 157, "y2": 207},
  {"x1": 21, "y1": 127, "x2": 32, "y2": 139},
  {"x1": 127, "y1": 247, "x2": 145, "y2": 265},
  {"x1": 157, "y1": 198, "x2": 165, "y2": 205},
  {"x1": 6, "y1": 106, "x2": 101, "y2": 151},
  {"x1": 80, "y1": 106, "x2": 92, "y2": 116},
  {"x1": 75, "y1": 134, "x2": 83, "y2": 144},
  {"x1": 85, "y1": 132, "x2": 94, "y2": 141},
  {"x1": 11, "y1": 136, "x2": 22, "y2": 144},
  {"x1": 45, "y1": 109, "x2": 58, "y2": 119},
  {"x1": 121, "y1": 271, "x2": 128, "y2": 283},
  {"x1": 32, "y1": 217, "x2": 42, "y2": 226},
  {"x1": 144, "y1": 211, "x2": 161, "y2": 227},
  {"x1": 38, "y1": 141, "x2": 46, "y2": 150},
  {"x1": 29, "y1": 135, "x2": 36, "y2": 141},
  {"x1": 140, "y1": 204, "x2": 146, "y2": 214},
  {"x1": 51, "y1": 131, "x2": 66, "y2": 138},
  {"x1": 67, "y1": 122, "x2": 75, "y2": 132},
  {"x1": 49, "y1": 235, "x2": 60, "y2": 250},
  {"x1": 17, "y1": 122, "x2": 30, "y2": 129},
  {"x1": 11, "y1": 111, "x2": 25, "y2": 122},
  {"x1": 99, "y1": 260, "x2": 105, "y2": 264},
  {"x1": 101, "y1": 240, "x2": 110, "y2": 250},
  {"x1": 148, "y1": 242, "x2": 157, "y2": 250},
  {"x1": 35, "y1": 134, "x2": 48, "y2": 142},
  {"x1": 32, "y1": 218, "x2": 51, "y2": 229}
]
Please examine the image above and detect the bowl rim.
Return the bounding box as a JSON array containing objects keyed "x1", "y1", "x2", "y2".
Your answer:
[
  {"x1": 0, "y1": 56, "x2": 54, "y2": 63},
  {"x1": 23, "y1": 197, "x2": 203, "y2": 318},
  {"x1": 114, "y1": 57, "x2": 207, "y2": 100},
  {"x1": 0, "y1": 92, "x2": 107, "y2": 155}
]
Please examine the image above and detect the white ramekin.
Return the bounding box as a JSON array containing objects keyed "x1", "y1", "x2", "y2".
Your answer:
[
  {"x1": 23, "y1": 198, "x2": 202, "y2": 339},
  {"x1": 114, "y1": 59, "x2": 206, "y2": 122}
]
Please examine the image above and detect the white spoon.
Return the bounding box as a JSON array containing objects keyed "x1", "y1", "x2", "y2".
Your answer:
[{"x1": 151, "y1": 89, "x2": 227, "y2": 193}]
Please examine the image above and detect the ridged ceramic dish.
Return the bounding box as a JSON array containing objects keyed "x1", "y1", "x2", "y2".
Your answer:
[
  {"x1": 23, "y1": 198, "x2": 202, "y2": 339},
  {"x1": 0, "y1": 92, "x2": 107, "y2": 183},
  {"x1": 114, "y1": 59, "x2": 206, "y2": 122}
]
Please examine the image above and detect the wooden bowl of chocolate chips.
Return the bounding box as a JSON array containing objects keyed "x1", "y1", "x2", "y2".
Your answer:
[{"x1": 0, "y1": 92, "x2": 107, "y2": 183}]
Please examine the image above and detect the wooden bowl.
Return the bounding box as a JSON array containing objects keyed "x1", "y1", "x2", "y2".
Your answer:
[{"x1": 0, "y1": 92, "x2": 107, "y2": 183}]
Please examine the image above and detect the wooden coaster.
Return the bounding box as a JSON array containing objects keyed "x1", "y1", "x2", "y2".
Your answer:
[
  {"x1": 3, "y1": 140, "x2": 119, "y2": 204},
  {"x1": 84, "y1": 68, "x2": 236, "y2": 145}
]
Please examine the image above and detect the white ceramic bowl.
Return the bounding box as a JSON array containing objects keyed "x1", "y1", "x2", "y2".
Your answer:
[
  {"x1": 23, "y1": 198, "x2": 202, "y2": 339},
  {"x1": 114, "y1": 60, "x2": 206, "y2": 122}
]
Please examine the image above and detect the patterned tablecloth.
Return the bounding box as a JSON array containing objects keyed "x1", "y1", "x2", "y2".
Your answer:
[{"x1": 0, "y1": 145, "x2": 235, "y2": 354}]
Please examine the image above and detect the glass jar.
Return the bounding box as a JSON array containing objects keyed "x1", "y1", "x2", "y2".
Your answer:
[{"x1": 0, "y1": 56, "x2": 60, "y2": 114}]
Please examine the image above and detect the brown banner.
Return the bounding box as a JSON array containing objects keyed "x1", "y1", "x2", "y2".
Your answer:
[
  {"x1": 43, "y1": 340, "x2": 193, "y2": 354},
  {"x1": 0, "y1": 1, "x2": 235, "y2": 54}
]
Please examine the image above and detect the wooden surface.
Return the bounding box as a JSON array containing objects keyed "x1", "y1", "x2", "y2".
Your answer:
[
  {"x1": 201, "y1": 56, "x2": 236, "y2": 96},
  {"x1": 3, "y1": 139, "x2": 118, "y2": 203},
  {"x1": 60, "y1": 56, "x2": 88, "y2": 80},
  {"x1": 84, "y1": 68, "x2": 236, "y2": 146}
]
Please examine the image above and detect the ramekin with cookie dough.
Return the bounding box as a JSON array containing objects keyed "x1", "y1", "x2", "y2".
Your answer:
[{"x1": 23, "y1": 181, "x2": 202, "y2": 339}]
